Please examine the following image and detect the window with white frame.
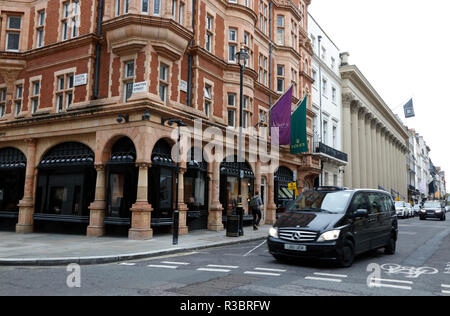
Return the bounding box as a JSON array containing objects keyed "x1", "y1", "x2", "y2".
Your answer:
[
  {"x1": 0, "y1": 88, "x2": 6, "y2": 118},
  {"x1": 61, "y1": 1, "x2": 80, "y2": 41},
  {"x1": 322, "y1": 78, "x2": 327, "y2": 96},
  {"x1": 227, "y1": 93, "x2": 236, "y2": 127},
  {"x1": 178, "y1": 2, "x2": 184, "y2": 25},
  {"x1": 291, "y1": 19, "x2": 297, "y2": 49},
  {"x1": 259, "y1": 1, "x2": 268, "y2": 35},
  {"x1": 153, "y1": 0, "x2": 161, "y2": 16},
  {"x1": 171, "y1": 0, "x2": 177, "y2": 18},
  {"x1": 123, "y1": 60, "x2": 135, "y2": 102},
  {"x1": 31, "y1": 80, "x2": 41, "y2": 114},
  {"x1": 323, "y1": 120, "x2": 328, "y2": 145},
  {"x1": 276, "y1": 15, "x2": 285, "y2": 46},
  {"x1": 56, "y1": 73, "x2": 74, "y2": 112},
  {"x1": 332, "y1": 86, "x2": 337, "y2": 102},
  {"x1": 312, "y1": 69, "x2": 317, "y2": 87},
  {"x1": 291, "y1": 68, "x2": 298, "y2": 97},
  {"x1": 277, "y1": 65, "x2": 285, "y2": 93},
  {"x1": 259, "y1": 54, "x2": 268, "y2": 85},
  {"x1": 159, "y1": 63, "x2": 169, "y2": 103},
  {"x1": 36, "y1": 10, "x2": 45, "y2": 48},
  {"x1": 228, "y1": 28, "x2": 237, "y2": 63},
  {"x1": 204, "y1": 84, "x2": 212, "y2": 118},
  {"x1": 6, "y1": 16, "x2": 22, "y2": 51},
  {"x1": 243, "y1": 96, "x2": 252, "y2": 128},
  {"x1": 206, "y1": 15, "x2": 214, "y2": 53},
  {"x1": 332, "y1": 125, "x2": 337, "y2": 148},
  {"x1": 14, "y1": 84, "x2": 23, "y2": 116}
]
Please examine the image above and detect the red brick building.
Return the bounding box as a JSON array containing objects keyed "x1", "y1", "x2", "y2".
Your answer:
[{"x1": 0, "y1": 0, "x2": 321, "y2": 239}]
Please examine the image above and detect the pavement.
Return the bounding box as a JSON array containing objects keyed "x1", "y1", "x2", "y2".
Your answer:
[{"x1": 0, "y1": 225, "x2": 270, "y2": 266}]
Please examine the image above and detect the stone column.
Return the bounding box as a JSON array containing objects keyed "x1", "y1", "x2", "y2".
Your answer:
[
  {"x1": 87, "y1": 164, "x2": 107, "y2": 237},
  {"x1": 16, "y1": 139, "x2": 37, "y2": 233},
  {"x1": 383, "y1": 130, "x2": 389, "y2": 189},
  {"x1": 375, "y1": 124, "x2": 382, "y2": 189},
  {"x1": 177, "y1": 167, "x2": 189, "y2": 235},
  {"x1": 208, "y1": 161, "x2": 224, "y2": 231},
  {"x1": 371, "y1": 120, "x2": 377, "y2": 188},
  {"x1": 266, "y1": 171, "x2": 277, "y2": 225},
  {"x1": 350, "y1": 102, "x2": 360, "y2": 188},
  {"x1": 342, "y1": 94, "x2": 353, "y2": 188},
  {"x1": 358, "y1": 108, "x2": 367, "y2": 188},
  {"x1": 129, "y1": 163, "x2": 153, "y2": 240},
  {"x1": 365, "y1": 114, "x2": 373, "y2": 188}
]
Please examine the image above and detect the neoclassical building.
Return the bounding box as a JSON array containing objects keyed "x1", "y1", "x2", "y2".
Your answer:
[
  {"x1": 340, "y1": 53, "x2": 409, "y2": 199},
  {"x1": 0, "y1": 0, "x2": 321, "y2": 239}
]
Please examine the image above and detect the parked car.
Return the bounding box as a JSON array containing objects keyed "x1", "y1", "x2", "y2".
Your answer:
[
  {"x1": 395, "y1": 201, "x2": 413, "y2": 218},
  {"x1": 267, "y1": 187, "x2": 398, "y2": 268},
  {"x1": 420, "y1": 201, "x2": 446, "y2": 221},
  {"x1": 445, "y1": 205, "x2": 450, "y2": 213}
]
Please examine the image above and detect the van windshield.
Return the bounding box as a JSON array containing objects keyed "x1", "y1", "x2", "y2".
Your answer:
[
  {"x1": 424, "y1": 201, "x2": 441, "y2": 208},
  {"x1": 288, "y1": 190, "x2": 352, "y2": 214}
]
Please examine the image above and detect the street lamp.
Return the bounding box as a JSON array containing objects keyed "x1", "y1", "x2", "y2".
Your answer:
[
  {"x1": 235, "y1": 46, "x2": 249, "y2": 236},
  {"x1": 161, "y1": 118, "x2": 188, "y2": 245}
]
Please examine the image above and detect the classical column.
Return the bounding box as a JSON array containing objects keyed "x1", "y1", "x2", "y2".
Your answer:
[
  {"x1": 208, "y1": 161, "x2": 224, "y2": 231},
  {"x1": 129, "y1": 162, "x2": 153, "y2": 240},
  {"x1": 266, "y1": 171, "x2": 277, "y2": 225},
  {"x1": 375, "y1": 123, "x2": 382, "y2": 189},
  {"x1": 16, "y1": 139, "x2": 37, "y2": 233},
  {"x1": 370, "y1": 120, "x2": 378, "y2": 188},
  {"x1": 342, "y1": 95, "x2": 353, "y2": 188},
  {"x1": 365, "y1": 114, "x2": 373, "y2": 188},
  {"x1": 383, "y1": 130, "x2": 389, "y2": 189},
  {"x1": 177, "y1": 167, "x2": 189, "y2": 235},
  {"x1": 358, "y1": 108, "x2": 367, "y2": 188},
  {"x1": 87, "y1": 164, "x2": 107, "y2": 237},
  {"x1": 350, "y1": 102, "x2": 360, "y2": 188}
]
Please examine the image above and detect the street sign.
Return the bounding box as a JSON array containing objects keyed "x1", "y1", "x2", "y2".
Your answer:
[
  {"x1": 133, "y1": 81, "x2": 148, "y2": 93},
  {"x1": 74, "y1": 74, "x2": 87, "y2": 86}
]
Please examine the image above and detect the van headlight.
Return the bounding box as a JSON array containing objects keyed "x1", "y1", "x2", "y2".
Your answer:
[
  {"x1": 317, "y1": 230, "x2": 341, "y2": 242},
  {"x1": 269, "y1": 227, "x2": 278, "y2": 238}
]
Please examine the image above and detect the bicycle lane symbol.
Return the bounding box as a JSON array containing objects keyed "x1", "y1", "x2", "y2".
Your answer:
[{"x1": 380, "y1": 263, "x2": 439, "y2": 279}]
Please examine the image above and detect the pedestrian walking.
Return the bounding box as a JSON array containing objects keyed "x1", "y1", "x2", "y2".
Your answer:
[{"x1": 250, "y1": 191, "x2": 263, "y2": 230}]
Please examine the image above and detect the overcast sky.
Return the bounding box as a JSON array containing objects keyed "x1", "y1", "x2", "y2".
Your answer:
[{"x1": 309, "y1": 0, "x2": 450, "y2": 186}]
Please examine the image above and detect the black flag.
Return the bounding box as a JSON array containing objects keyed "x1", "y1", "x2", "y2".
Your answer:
[{"x1": 403, "y1": 98, "x2": 415, "y2": 118}]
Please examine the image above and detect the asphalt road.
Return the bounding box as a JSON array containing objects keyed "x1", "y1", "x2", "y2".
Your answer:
[{"x1": 1, "y1": 216, "x2": 450, "y2": 296}]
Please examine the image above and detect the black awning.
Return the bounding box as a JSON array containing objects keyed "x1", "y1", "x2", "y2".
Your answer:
[
  {"x1": 0, "y1": 147, "x2": 26, "y2": 169},
  {"x1": 38, "y1": 142, "x2": 94, "y2": 169}
]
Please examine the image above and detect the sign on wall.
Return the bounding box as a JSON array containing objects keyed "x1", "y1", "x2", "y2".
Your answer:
[
  {"x1": 132, "y1": 82, "x2": 148, "y2": 94},
  {"x1": 180, "y1": 80, "x2": 188, "y2": 93},
  {"x1": 74, "y1": 74, "x2": 88, "y2": 86}
]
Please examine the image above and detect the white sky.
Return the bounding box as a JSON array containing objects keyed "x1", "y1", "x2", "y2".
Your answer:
[{"x1": 309, "y1": 0, "x2": 450, "y2": 186}]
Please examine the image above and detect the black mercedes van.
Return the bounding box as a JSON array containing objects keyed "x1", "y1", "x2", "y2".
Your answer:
[{"x1": 267, "y1": 187, "x2": 398, "y2": 267}]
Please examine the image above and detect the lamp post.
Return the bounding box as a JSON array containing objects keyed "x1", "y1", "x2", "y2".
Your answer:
[
  {"x1": 235, "y1": 46, "x2": 249, "y2": 236},
  {"x1": 161, "y1": 118, "x2": 187, "y2": 245}
]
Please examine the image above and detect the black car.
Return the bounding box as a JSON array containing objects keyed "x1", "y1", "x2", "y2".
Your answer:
[
  {"x1": 267, "y1": 187, "x2": 398, "y2": 267},
  {"x1": 419, "y1": 201, "x2": 446, "y2": 221}
]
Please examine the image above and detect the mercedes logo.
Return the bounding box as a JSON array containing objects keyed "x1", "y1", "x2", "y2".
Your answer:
[{"x1": 293, "y1": 232, "x2": 302, "y2": 240}]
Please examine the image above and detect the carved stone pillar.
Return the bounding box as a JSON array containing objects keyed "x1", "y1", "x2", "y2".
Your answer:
[
  {"x1": 87, "y1": 164, "x2": 107, "y2": 237},
  {"x1": 208, "y1": 161, "x2": 224, "y2": 231},
  {"x1": 16, "y1": 139, "x2": 37, "y2": 234},
  {"x1": 177, "y1": 167, "x2": 189, "y2": 235},
  {"x1": 350, "y1": 102, "x2": 361, "y2": 188},
  {"x1": 129, "y1": 162, "x2": 153, "y2": 240},
  {"x1": 342, "y1": 94, "x2": 353, "y2": 188},
  {"x1": 265, "y1": 171, "x2": 277, "y2": 225}
]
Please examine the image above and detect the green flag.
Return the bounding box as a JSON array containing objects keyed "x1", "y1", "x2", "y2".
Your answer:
[{"x1": 290, "y1": 96, "x2": 309, "y2": 154}]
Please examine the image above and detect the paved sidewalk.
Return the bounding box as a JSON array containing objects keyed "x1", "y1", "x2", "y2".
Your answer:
[{"x1": 0, "y1": 226, "x2": 270, "y2": 266}]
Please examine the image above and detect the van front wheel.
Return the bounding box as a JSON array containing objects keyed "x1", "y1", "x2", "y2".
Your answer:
[{"x1": 337, "y1": 240, "x2": 355, "y2": 268}]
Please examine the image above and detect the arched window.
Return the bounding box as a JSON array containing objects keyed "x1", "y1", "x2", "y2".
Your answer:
[
  {"x1": 0, "y1": 147, "x2": 26, "y2": 217},
  {"x1": 35, "y1": 142, "x2": 96, "y2": 222},
  {"x1": 274, "y1": 166, "x2": 294, "y2": 213}
]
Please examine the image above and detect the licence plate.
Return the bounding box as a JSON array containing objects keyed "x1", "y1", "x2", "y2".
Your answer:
[{"x1": 284, "y1": 244, "x2": 307, "y2": 252}]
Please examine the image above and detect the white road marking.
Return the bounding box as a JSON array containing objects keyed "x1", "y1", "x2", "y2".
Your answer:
[
  {"x1": 314, "y1": 272, "x2": 348, "y2": 278},
  {"x1": 442, "y1": 290, "x2": 450, "y2": 295},
  {"x1": 255, "y1": 267, "x2": 287, "y2": 273},
  {"x1": 244, "y1": 271, "x2": 281, "y2": 276},
  {"x1": 161, "y1": 261, "x2": 190, "y2": 265},
  {"x1": 207, "y1": 264, "x2": 239, "y2": 269},
  {"x1": 399, "y1": 232, "x2": 417, "y2": 235},
  {"x1": 119, "y1": 262, "x2": 136, "y2": 266},
  {"x1": 147, "y1": 264, "x2": 178, "y2": 269},
  {"x1": 305, "y1": 276, "x2": 342, "y2": 283},
  {"x1": 369, "y1": 282, "x2": 412, "y2": 291},
  {"x1": 441, "y1": 284, "x2": 450, "y2": 288},
  {"x1": 370, "y1": 278, "x2": 413, "y2": 285},
  {"x1": 243, "y1": 240, "x2": 267, "y2": 257},
  {"x1": 197, "y1": 268, "x2": 231, "y2": 273}
]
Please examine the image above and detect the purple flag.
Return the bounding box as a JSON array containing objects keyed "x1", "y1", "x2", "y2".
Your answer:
[{"x1": 270, "y1": 85, "x2": 293, "y2": 145}]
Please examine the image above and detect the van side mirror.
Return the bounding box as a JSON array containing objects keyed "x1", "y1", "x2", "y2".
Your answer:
[{"x1": 354, "y1": 209, "x2": 369, "y2": 218}]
